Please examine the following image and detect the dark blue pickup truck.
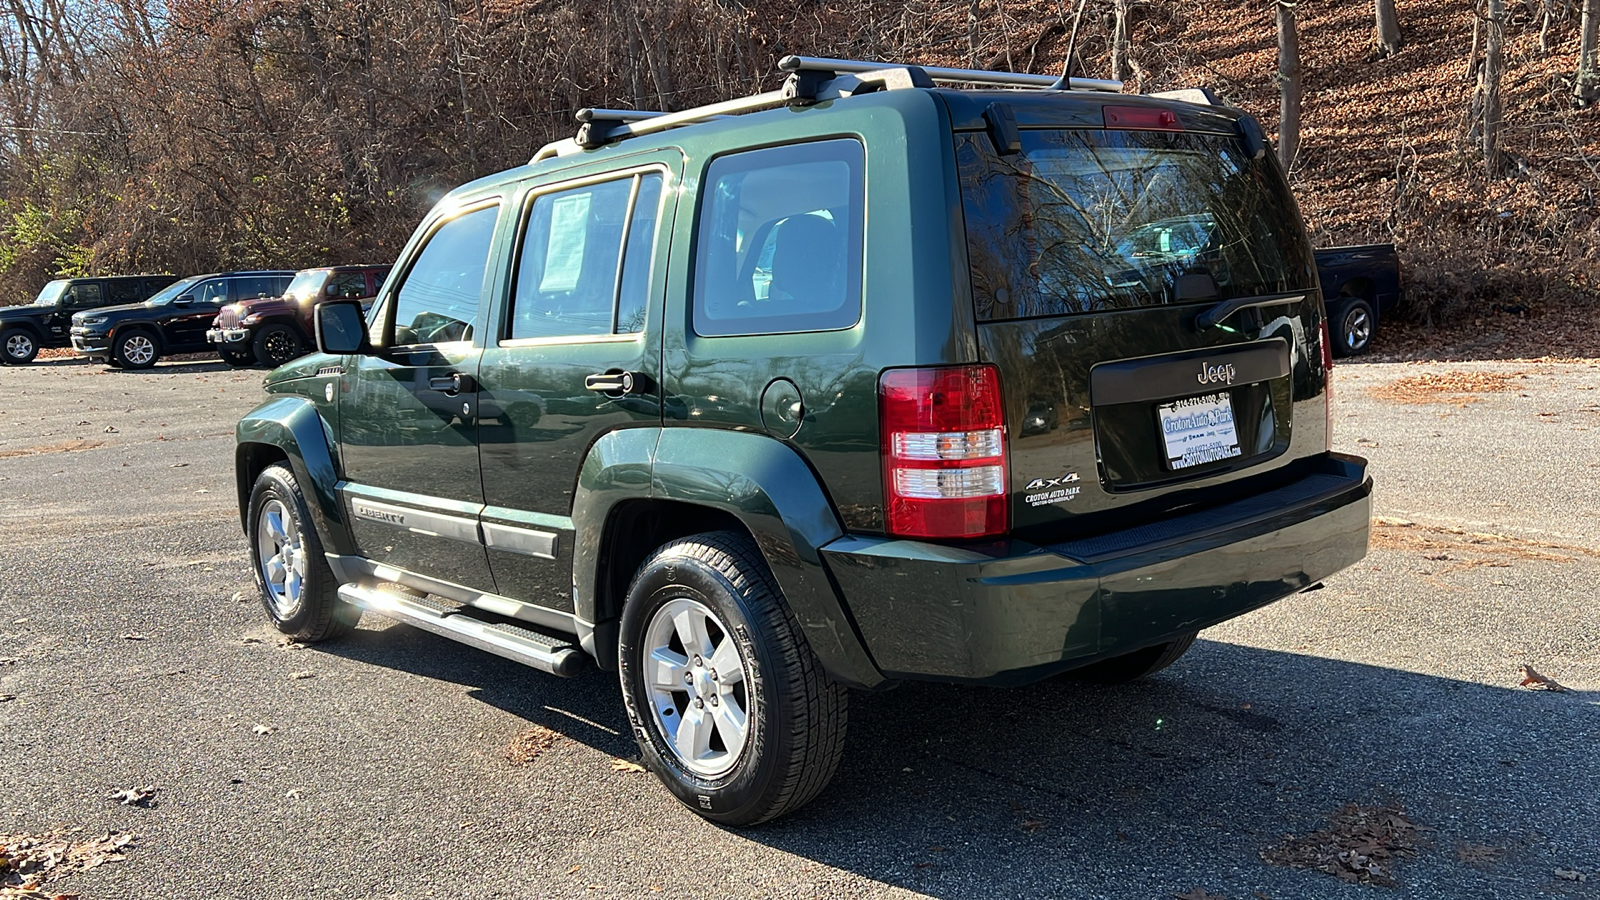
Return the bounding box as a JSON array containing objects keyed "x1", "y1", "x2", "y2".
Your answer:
[{"x1": 1315, "y1": 244, "x2": 1401, "y2": 356}]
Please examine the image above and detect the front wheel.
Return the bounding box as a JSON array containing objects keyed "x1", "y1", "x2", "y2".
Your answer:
[
  {"x1": 618, "y1": 532, "x2": 847, "y2": 826},
  {"x1": 1331, "y1": 297, "x2": 1375, "y2": 357},
  {"x1": 247, "y1": 463, "x2": 360, "y2": 641},
  {"x1": 113, "y1": 330, "x2": 160, "y2": 369},
  {"x1": 1, "y1": 328, "x2": 38, "y2": 364},
  {"x1": 218, "y1": 344, "x2": 254, "y2": 367},
  {"x1": 253, "y1": 323, "x2": 305, "y2": 368}
]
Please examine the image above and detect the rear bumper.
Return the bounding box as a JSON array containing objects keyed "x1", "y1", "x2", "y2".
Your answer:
[{"x1": 820, "y1": 453, "x2": 1371, "y2": 684}]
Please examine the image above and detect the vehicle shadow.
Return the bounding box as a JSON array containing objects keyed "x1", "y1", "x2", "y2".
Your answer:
[{"x1": 319, "y1": 627, "x2": 1599, "y2": 897}]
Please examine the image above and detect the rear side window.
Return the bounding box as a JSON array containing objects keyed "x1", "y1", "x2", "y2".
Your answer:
[
  {"x1": 693, "y1": 139, "x2": 864, "y2": 337},
  {"x1": 956, "y1": 129, "x2": 1316, "y2": 320},
  {"x1": 390, "y1": 204, "x2": 500, "y2": 345},
  {"x1": 328, "y1": 271, "x2": 367, "y2": 300},
  {"x1": 107, "y1": 280, "x2": 144, "y2": 305},
  {"x1": 233, "y1": 275, "x2": 289, "y2": 301},
  {"x1": 508, "y1": 172, "x2": 662, "y2": 340}
]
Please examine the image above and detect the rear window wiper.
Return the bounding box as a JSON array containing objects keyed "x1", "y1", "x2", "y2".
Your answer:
[{"x1": 1195, "y1": 294, "x2": 1305, "y2": 330}]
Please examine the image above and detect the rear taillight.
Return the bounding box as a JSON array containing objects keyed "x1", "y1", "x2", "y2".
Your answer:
[
  {"x1": 1320, "y1": 317, "x2": 1335, "y2": 451},
  {"x1": 879, "y1": 365, "x2": 1008, "y2": 539}
]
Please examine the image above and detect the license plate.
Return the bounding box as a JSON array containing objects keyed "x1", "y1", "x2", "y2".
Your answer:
[{"x1": 1158, "y1": 392, "x2": 1241, "y2": 470}]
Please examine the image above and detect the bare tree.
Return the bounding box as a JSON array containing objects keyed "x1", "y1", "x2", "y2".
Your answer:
[
  {"x1": 1375, "y1": 0, "x2": 1402, "y2": 56},
  {"x1": 1111, "y1": 0, "x2": 1132, "y2": 82},
  {"x1": 1483, "y1": 0, "x2": 1506, "y2": 174},
  {"x1": 1277, "y1": 0, "x2": 1302, "y2": 171},
  {"x1": 1578, "y1": 0, "x2": 1600, "y2": 105}
]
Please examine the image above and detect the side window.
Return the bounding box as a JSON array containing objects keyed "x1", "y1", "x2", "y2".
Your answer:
[
  {"x1": 192, "y1": 280, "x2": 229, "y2": 304},
  {"x1": 234, "y1": 276, "x2": 286, "y2": 301},
  {"x1": 64, "y1": 283, "x2": 103, "y2": 308},
  {"x1": 391, "y1": 204, "x2": 499, "y2": 346},
  {"x1": 693, "y1": 139, "x2": 864, "y2": 337},
  {"x1": 328, "y1": 272, "x2": 366, "y2": 300},
  {"x1": 107, "y1": 281, "x2": 143, "y2": 305},
  {"x1": 508, "y1": 172, "x2": 662, "y2": 341}
]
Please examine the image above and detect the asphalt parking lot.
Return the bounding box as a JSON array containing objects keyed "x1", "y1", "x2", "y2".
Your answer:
[{"x1": 1, "y1": 354, "x2": 1597, "y2": 900}]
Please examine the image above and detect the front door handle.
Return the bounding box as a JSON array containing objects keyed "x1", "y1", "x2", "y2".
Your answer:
[
  {"x1": 585, "y1": 371, "x2": 650, "y2": 394},
  {"x1": 429, "y1": 372, "x2": 476, "y2": 395}
]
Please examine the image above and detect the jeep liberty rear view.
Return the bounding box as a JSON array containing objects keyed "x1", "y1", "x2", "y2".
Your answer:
[{"x1": 233, "y1": 55, "x2": 1371, "y2": 825}]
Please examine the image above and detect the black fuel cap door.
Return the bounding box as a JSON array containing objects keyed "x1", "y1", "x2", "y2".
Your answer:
[{"x1": 760, "y1": 379, "x2": 804, "y2": 440}]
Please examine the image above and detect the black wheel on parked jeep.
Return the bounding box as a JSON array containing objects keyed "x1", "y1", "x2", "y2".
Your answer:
[
  {"x1": 617, "y1": 531, "x2": 848, "y2": 826},
  {"x1": 1, "y1": 328, "x2": 38, "y2": 364},
  {"x1": 218, "y1": 344, "x2": 255, "y2": 367},
  {"x1": 1068, "y1": 631, "x2": 1198, "y2": 684},
  {"x1": 253, "y1": 323, "x2": 305, "y2": 368},
  {"x1": 1330, "y1": 297, "x2": 1375, "y2": 357},
  {"x1": 247, "y1": 462, "x2": 360, "y2": 641},
  {"x1": 112, "y1": 329, "x2": 160, "y2": 370}
]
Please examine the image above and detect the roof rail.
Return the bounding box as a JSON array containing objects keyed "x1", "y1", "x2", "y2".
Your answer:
[
  {"x1": 530, "y1": 54, "x2": 1124, "y2": 162},
  {"x1": 778, "y1": 55, "x2": 1123, "y2": 94}
]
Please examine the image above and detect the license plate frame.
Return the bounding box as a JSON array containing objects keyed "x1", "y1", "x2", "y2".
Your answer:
[{"x1": 1158, "y1": 391, "x2": 1242, "y2": 471}]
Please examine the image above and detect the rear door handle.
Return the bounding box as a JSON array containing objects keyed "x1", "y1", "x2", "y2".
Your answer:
[
  {"x1": 585, "y1": 371, "x2": 648, "y2": 394},
  {"x1": 429, "y1": 372, "x2": 476, "y2": 395}
]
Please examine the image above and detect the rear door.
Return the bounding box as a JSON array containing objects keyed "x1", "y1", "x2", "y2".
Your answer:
[
  {"x1": 953, "y1": 114, "x2": 1328, "y2": 540},
  {"x1": 339, "y1": 201, "x2": 506, "y2": 591},
  {"x1": 165, "y1": 277, "x2": 233, "y2": 351},
  {"x1": 476, "y1": 159, "x2": 676, "y2": 613}
]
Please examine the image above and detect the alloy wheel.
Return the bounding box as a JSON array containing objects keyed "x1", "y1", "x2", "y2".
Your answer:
[
  {"x1": 641, "y1": 596, "x2": 753, "y2": 777},
  {"x1": 121, "y1": 334, "x2": 156, "y2": 366},
  {"x1": 256, "y1": 498, "x2": 306, "y2": 619}
]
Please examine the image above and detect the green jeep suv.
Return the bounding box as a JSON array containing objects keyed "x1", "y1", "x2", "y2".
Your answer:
[{"x1": 233, "y1": 56, "x2": 1371, "y2": 825}]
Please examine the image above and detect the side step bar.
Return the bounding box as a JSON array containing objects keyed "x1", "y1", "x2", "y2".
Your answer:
[{"x1": 337, "y1": 583, "x2": 588, "y2": 677}]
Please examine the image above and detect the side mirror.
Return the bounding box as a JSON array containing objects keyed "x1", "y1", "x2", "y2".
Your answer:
[
  {"x1": 315, "y1": 300, "x2": 369, "y2": 354},
  {"x1": 174, "y1": 294, "x2": 193, "y2": 305}
]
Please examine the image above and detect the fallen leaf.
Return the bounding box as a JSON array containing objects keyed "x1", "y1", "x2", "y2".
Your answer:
[
  {"x1": 1555, "y1": 869, "x2": 1588, "y2": 882},
  {"x1": 108, "y1": 787, "x2": 156, "y2": 807},
  {"x1": 566, "y1": 864, "x2": 582, "y2": 875},
  {"x1": 287, "y1": 671, "x2": 314, "y2": 680},
  {"x1": 1519, "y1": 665, "x2": 1568, "y2": 692},
  {"x1": 0, "y1": 694, "x2": 15, "y2": 702},
  {"x1": 505, "y1": 725, "x2": 560, "y2": 766},
  {"x1": 251, "y1": 724, "x2": 275, "y2": 735},
  {"x1": 1172, "y1": 889, "x2": 1228, "y2": 900},
  {"x1": 610, "y1": 759, "x2": 646, "y2": 773},
  {"x1": 1019, "y1": 818, "x2": 1046, "y2": 833},
  {"x1": 120, "y1": 633, "x2": 147, "y2": 641}
]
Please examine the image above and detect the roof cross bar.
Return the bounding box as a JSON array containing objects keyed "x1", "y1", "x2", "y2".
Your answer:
[{"x1": 778, "y1": 55, "x2": 1123, "y2": 93}]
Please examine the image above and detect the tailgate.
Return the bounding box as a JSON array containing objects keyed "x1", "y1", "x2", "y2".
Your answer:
[{"x1": 954, "y1": 116, "x2": 1330, "y2": 537}]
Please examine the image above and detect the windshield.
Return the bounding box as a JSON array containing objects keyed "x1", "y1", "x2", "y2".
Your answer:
[
  {"x1": 282, "y1": 270, "x2": 328, "y2": 305},
  {"x1": 145, "y1": 275, "x2": 205, "y2": 307},
  {"x1": 32, "y1": 281, "x2": 68, "y2": 306},
  {"x1": 957, "y1": 128, "x2": 1316, "y2": 320}
]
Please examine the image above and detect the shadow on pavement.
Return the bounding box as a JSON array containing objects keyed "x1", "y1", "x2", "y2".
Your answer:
[{"x1": 319, "y1": 628, "x2": 1600, "y2": 898}]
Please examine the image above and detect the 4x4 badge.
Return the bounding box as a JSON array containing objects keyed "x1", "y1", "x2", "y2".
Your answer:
[
  {"x1": 1023, "y1": 472, "x2": 1081, "y2": 508},
  {"x1": 1024, "y1": 473, "x2": 1080, "y2": 491}
]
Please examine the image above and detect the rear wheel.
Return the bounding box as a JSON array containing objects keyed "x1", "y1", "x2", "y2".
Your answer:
[
  {"x1": 253, "y1": 323, "x2": 305, "y2": 368},
  {"x1": 218, "y1": 344, "x2": 254, "y2": 367},
  {"x1": 1331, "y1": 297, "x2": 1375, "y2": 357},
  {"x1": 1068, "y1": 631, "x2": 1198, "y2": 683},
  {"x1": 113, "y1": 330, "x2": 160, "y2": 370},
  {"x1": 247, "y1": 463, "x2": 359, "y2": 641},
  {"x1": 618, "y1": 532, "x2": 847, "y2": 826},
  {"x1": 1, "y1": 328, "x2": 38, "y2": 364}
]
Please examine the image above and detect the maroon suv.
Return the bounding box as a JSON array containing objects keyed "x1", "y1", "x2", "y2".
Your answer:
[{"x1": 209, "y1": 265, "x2": 389, "y2": 367}]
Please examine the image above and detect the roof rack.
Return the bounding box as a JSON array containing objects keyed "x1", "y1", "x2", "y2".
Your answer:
[{"x1": 531, "y1": 54, "x2": 1125, "y2": 162}]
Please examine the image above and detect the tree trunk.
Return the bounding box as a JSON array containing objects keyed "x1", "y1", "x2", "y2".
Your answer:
[
  {"x1": 1277, "y1": 0, "x2": 1302, "y2": 171},
  {"x1": 1376, "y1": 0, "x2": 1402, "y2": 56},
  {"x1": 1483, "y1": 0, "x2": 1505, "y2": 175},
  {"x1": 1111, "y1": 0, "x2": 1131, "y2": 82},
  {"x1": 1577, "y1": 0, "x2": 1600, "y2": 105}
]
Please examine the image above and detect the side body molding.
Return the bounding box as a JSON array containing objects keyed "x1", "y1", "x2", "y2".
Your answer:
[
  {"x1": 235, "y1": 395, "x2": 355, "y2": 555},
  {"x1": 659, "y1": 429, "x2": 883, "y2": 688}
]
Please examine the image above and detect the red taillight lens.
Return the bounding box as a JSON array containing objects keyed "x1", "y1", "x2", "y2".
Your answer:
[
  {"x1": 1102, "y1": 106, "x2": 1183, "y2": 131},
  {"x1": 879, "y1": 365, "x2": 1008, "y2": 539},
  {"x1": 1320, "y1": 317, "x2": 1335, "y2": 451}
]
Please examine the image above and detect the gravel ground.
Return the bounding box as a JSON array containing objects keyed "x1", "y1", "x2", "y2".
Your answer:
[{"x1": 1, "y1": 354, "x2": 1596, "y2": 900}]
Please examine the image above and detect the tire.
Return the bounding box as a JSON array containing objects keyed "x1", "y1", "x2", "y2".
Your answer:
[
  {"x1": 617, "y1": 532, "x2": 847, "y2": 826},
  {"x1": 1, "y1": 328, "x2": 38, "y2": 364},
  {"x1": 112, "y1": 329, "x2": 160, "y2": 370},
  {"x1": 218, "y1": 344, "x2": 255, "y2": 367},
  {"x1": 1330, "y1": 297, "x2": 1375, "y2": 357},
  {"x1": 247, "y1": 462, "x2": 360, "y2": 641},
  {"x1": 253, "y1": 323, "x2": 305, "y2": 368},
  {"x1": 1068, "y1": 631, "x2": 1198, "y2": 684}
]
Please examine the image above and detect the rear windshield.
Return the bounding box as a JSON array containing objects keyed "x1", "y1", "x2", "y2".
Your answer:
[{"x1": 956, "y1": 128, "x2": 1315, "y2": 321}]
